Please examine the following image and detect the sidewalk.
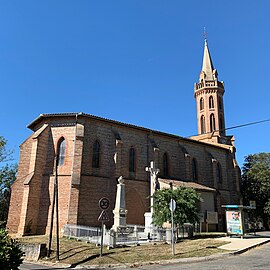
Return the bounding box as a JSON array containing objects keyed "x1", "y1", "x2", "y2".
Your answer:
[{"x1": 216, "y1": 231, "x2": 270, "y2": 254}]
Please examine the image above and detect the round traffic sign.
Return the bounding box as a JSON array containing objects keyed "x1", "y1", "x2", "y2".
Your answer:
[
  {"x1": 169, "y1": 199, "x2": 176, "y2": 212},
  {"x1": 99, "y1": 197, "x2": 110, "y2": 210}
]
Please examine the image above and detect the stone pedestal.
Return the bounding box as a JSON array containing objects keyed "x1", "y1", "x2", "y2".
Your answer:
[
  {"x1": 144, "y1": 212, "x2": 153, "y2": 234},
  {"x1": 112, "y1": 176, "x2": 127, "y2": 231}
]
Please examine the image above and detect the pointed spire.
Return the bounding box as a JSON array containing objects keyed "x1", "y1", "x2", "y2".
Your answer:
[{"x1": 201, "y1": 38, "x2": 217, "y2": 80}]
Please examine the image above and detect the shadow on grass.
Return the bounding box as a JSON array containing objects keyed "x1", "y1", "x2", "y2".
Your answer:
[{"x1": 68, "y1": 249, "x2": 131, "y2": 268}]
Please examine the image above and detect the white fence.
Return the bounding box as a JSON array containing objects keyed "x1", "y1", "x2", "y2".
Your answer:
[{"x1": 63, "y1": 223, "x2": 193, "y2": 247}]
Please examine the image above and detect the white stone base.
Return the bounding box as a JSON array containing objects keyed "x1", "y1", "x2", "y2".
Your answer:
[{"x1": 144, "y1": 212, "x2": 153, "y2": 234}]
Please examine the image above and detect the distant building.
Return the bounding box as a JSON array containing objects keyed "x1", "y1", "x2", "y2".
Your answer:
[{"x1": 7, "y1": 39, "x2": 241, "y2": 235}]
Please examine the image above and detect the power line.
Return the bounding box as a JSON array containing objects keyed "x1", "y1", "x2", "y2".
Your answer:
[{"x1": 190, "y1": 118, "x2": 270, "y2": 137}]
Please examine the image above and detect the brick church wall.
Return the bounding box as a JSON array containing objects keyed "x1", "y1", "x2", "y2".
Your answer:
[{"x1": 8, "y1": 114, "x2": 241, "y2": 235}]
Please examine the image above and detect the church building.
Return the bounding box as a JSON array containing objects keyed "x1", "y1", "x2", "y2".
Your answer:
[{"x1": 7, "y1": 39, "x2": 241, "y2": 235}]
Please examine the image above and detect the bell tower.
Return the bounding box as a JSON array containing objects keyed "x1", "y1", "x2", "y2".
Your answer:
[{"x1": 192, "y1": 38, "x2": 233, "y2": 145}]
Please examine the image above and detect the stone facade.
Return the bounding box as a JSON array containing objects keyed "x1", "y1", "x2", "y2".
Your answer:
[{"x1": 7, "y1": 39, "x2": 242, "y2": 236}]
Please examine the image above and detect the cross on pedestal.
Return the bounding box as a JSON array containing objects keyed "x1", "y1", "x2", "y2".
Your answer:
[{"x1": 145, "y1": 161, "x2": 160, "y2": 214}]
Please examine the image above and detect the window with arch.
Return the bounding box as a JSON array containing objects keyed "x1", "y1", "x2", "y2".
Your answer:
[
  {"x1": 192, "y1": 158, "x2": 198, "y2": 182},
  {"x1": 163, "y1": 153, "x2": 169, "y2": 177},
  {"x1": 217, "y1": 162, "x2": 222, "y2": 183},
  {"x1": 129, "y1": 147, "x2": 136, "y2": 173},
  {"x1": 57, "y1": 137, "x2": 66, "y2": 166},
  {"x1": 200, "y1": 97, "x2": 204, "y2": 110},
  {"x1": 92, "y1": 140, "x2": 100, "y2": 168},
  {"x1": 200, "y1": 115, "x2": 206, "y2": 134},
  {"x1": 210, "y1": 114, "x2": 216, "y2": 132},
  {"x1": 209, "y1": 96, "x2": 214, "y2": 109}
]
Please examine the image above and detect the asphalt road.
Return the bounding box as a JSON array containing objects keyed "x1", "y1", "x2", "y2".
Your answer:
[
  {"x1": 137, "y1": 243, "x2": 270, "y2": 270},
  {"x1": 20, "y1": 242, "x2": 270, "y2": 270}
]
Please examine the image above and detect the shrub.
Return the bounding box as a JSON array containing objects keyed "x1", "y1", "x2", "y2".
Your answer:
[{"x1": 0, "y1": 228, "x2": 24, "y2": 270}]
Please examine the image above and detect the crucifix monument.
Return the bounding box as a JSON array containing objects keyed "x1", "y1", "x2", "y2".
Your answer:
[{"x1": 144, "y1": 161, "x2": 160, "y2": 232}]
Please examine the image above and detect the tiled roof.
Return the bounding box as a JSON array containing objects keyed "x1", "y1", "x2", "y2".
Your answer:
[
  {"x1": 27, "y1": 112, "x2": 229, "y2": 150},
  {"x1": 159, "y1": 178, "x2": 216, "y2": 192}
]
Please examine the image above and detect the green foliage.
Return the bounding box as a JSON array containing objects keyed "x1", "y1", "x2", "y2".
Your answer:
[
  {"x1": 0, "y1": 164, "x2": 17, "y2": 225},
  {"x1": 0, "y1": 228, "x2": 24, "y2": 269},
  {"x1": 152, "y1": 187, "x2": 201, "y2": 227},
  {"x1": 241, "y1": 152, "x2": 270, "y2": 226},
  {"x1": 0, "y1": 136, "x2": 12, "y2": 163},
  {"x1": 0, "y1": 136, "x2": 17, "y2": 226}
]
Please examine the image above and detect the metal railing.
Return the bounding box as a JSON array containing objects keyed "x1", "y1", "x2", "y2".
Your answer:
[
  {"x1": 63, "y1": 223, "x2": 194, "y2": 246},
  {"x1": 63, "y1": 224, "x2": 101, "y2": 243}
]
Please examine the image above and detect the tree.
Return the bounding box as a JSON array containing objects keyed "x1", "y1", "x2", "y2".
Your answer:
[
  {"x1": 241, "y1": 152, "x2": 270, "y2": 228},
  {"x1": 0, "y1": 228, "x2": 24, "y2": 269},
  {"x1": 0, "y1": 164, "x2": 17, "y2": 225},
  {"x1": 152, "y1": 187, "x2": 201, "y2": 227},
  {"x1": 0, "y1": 136, "x2": 17, "y2": 227}
]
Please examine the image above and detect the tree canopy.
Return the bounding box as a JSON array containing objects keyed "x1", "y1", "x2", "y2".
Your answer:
[
  {"x1": 0, "y1": 136, "x2": 17, "y2": 226},
  {"x1": 241, "y1": 152, "x2": 270, "y2": 227},
  {"x1": 152, "y1": 186, "x2": 201, "y2": 227}
]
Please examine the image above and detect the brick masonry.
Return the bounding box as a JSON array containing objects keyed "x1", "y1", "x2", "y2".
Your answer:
[{"x1": 7, "y1": 113, "x2": 241, "y2": 235}]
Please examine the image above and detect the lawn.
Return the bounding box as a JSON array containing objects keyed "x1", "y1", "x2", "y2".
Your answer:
[{"x1": 18, "y1": 235, "x2": 230, "y2": 267}]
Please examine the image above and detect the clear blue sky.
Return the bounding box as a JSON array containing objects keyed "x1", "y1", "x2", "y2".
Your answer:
[{"x1": 1, "y1": 1, "x2": 270, "y2": 168}]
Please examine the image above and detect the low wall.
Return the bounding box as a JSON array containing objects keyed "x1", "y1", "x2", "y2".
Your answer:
[{"x1": 21, "y1": 243, "x2": 47, "y2": 261}]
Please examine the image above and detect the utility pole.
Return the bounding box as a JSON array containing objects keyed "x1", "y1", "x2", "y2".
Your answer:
[{"x1": 47, "y1": 152, "x2": 60, "y2": 261}]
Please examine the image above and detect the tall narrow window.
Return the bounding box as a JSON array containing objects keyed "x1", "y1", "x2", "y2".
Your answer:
[
  {"x1": 163, "y1": 153, "x2": 169, "y2": 177},
  {"x1": 200, "y1": 115, "x2": 206, "y2": 134},
  {"x1": 129, "y1": 147, "x2": 135, "y2": 172},
  {"x1": 192, "y1": 158, "x2": 198, "y2": 182},
  {"x1": 92, "y1": 140, "x2": 100, "y2": 168},
  {"x1": 209, "y1": 96, "x2": 214, "y2": 108},
  {"x1": 217, "y1": 162, "x2": 222, "y2": 183},
  {"x1": 210, "y1": 114, "x2": 216, "y2": 132},
  {"x1": 57, "y1": 137, "x2": 66, "y2": 166},
  {"x1": 200, "y1": 97, "x2": 204, "y2": 110}
]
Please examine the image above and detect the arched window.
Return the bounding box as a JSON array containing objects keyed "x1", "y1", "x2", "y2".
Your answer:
[
  {"x1": 163, "y1": 153, "x2": 169, "y2": 177},
  {"x1": 92, "y1": 140, "x2": 100, "y2": 168},
  {"x1": 192, "y1": 158, "x2": 198, "y2": 182},
  {"x1": 129, "y1": 147, "x2": 135, "y2": 172},
  {"x1": 200, "y1": 97, "x2": 204, "y2": 110},
  {"x1": 217, "y1": 162, "x2": 222, "y2": 183},
  {"x1": 210, "y1": 114, "x2": 216, "y2": 132},
  {"x1": 200, "y1": 115, "x2": 206, "y2": 134},
  {"x1": 209, "y1": 96, "x2": 214, "y2": 109},
  {"x1": 57, "y1": 137, "x2": 66, "y2": 166}
]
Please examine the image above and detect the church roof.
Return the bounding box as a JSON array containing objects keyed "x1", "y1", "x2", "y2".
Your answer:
[
  {"x1": 159, "y1": 178, "x2": 216, "y2": 192},
  {"x1": 27, "y1": 112, "x2": 230, "y2": 151}
]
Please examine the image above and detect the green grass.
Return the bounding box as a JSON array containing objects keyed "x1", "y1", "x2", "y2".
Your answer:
[{"x1": 18, "y1": 236, "x2": 230, "y2": 267}]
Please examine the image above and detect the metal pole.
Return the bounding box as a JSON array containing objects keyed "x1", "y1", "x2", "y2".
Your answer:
[
  {"x1": 100, "y1": 221, "x2": 104, "y2": 257},
  {"x1": 55, "y1": 165, "x2": 60, "y2": 261},
  {"x1": 169, "y1": 183, "x2": 175, "y2": 256},
  {"x1": 47, "y1": 161, "x2": 57, "y2": 258},
  {"x1": 47, "y1": 183, "x2": 55, "y2": 258},
  {"x1": 171, "y1": 205, "x2": 175, "y2": 256}
]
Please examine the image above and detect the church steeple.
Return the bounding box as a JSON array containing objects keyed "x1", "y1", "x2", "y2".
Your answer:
[
  {"x1": 201, "y1": 39, "x2": 217, "y2": 81},
  {"x1": 193, "y1": 38, "x2": 233, "y2": 145}
]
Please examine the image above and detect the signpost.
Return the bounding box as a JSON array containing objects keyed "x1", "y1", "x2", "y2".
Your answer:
[
  {"x1": 169, "y1": 199, "x2": 176, "y2": 256},
  {"x1": 98, "y1": 198, "x2": 110, "y2": 257}
]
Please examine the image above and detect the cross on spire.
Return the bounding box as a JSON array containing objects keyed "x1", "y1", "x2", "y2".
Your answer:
[{"x1": 203, "y1": 27, "x2": 207, "y2": 41}]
